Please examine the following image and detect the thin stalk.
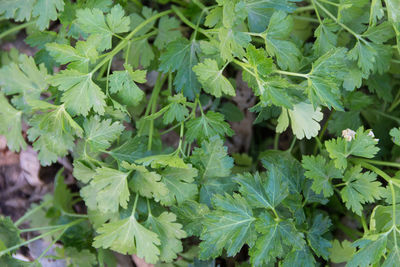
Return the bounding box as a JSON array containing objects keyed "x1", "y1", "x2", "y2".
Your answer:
[
  {"x1": 91, "y1": 10, "x2": 172, "y2": 74},
  {"x1": 275, "y1": 70, "x2": 309, "y2": 79},
  {"x1": 351, "y1": 159, "x2": 392, "y2": 183},
  {"x1": 192, "y1": 0, "x2": 210, "y2": 14},
  {"x1": 357, "y1": 158, "x2": 400, "y2": 169},
  {"x1": 360, "y1": 215, "x2": 368, "y2": 233},
  {"x1": 131, "y1": 194, "x2": 140, "y2": 215},
  {"x1": 293, "y1": 5, "x2": 314, "y2": 13},
  {"x1": 311, "y1": 0, "x2": 323, "y2": 25},
  {"x1": 287, "y1": 138, "x2": 297, "y2": 153},
  {"x1": 314, "y1": 0, "x2": 365, "y2": 41},
  {"x1": 274, "y1": 133, "x2": 280, "y2": 150},
  {"x1": 34, "y1": 228, "x2": 67, "y2": 264},
  {"x1": 0, "y1": 219, "x2": 84, "y2": 257},
  {"x1": 0, "y1": 21, "x2": 35, "y2": 40},
  {"x1": 20, "y1": 225, "x2": 68, "y2": 233},
  {"x1": 146, "y1": 199, "x2": 152, "y2": 216},
  {"x1": 292, "y1": 16, "x2": 319, "y2": 23},
  {"x1": 15, "y1": 199, "x2": 51, "y2": 227},
  {"x1": 147, "y1": 75, "x2": 168, "y2": 150},
  {"x1": 171, "y1": 6, "x2": 211, "y2": 38}
]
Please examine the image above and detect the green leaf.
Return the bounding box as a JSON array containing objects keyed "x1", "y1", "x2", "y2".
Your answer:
[
  {"x1": 32, "y1": 0, "x2": 64, "y2": 30},
  {"x1": 348, "y1": 40, "x2": 377, "y2": 76},
  {"x1": 73, "y1": 160, "x2": 96, "y2": 183},
  {"x1": 46, "y1": 35, "x2": 100, "y2": 72},
  {"x1": 136, "y1": 154, "x2": 187, "y2": 169},
  {"x1": 243, "y1": 0, "x2": 299, "y2": 32},
  {"x1": 340, "y1": 165, "x2": 384, "y2": 215},
  {"x1": 159, "y1": 166, "x2": 198, "y2": 205},
  {"x1": 277, "y1": 102, "x2": 323, "y2": 140},
  {"x1": 171, "y1": 200, "x2": 209, "y2": 236},
  {"x1": 0, "y1": 216, "x2": 21, "y2": 252},
  {"x1": 306, "y1": 214, "x2": 332, "y2": 259},
  {"x1": 329, "y1": 239, "x2": 355, "y2": 263},
  {"x1": 307, "y1": 48, "x2": 347, "y2": 110},
  {"x1": 64, "y1": 247, "x2": 98, "y2": 267},
  {"x1": 235, "y1": 170, "x2": 288, "y2": 209},
  {"x1": 0, "y1": 0, "x2": 35, "y2": 22},
  {"x1": 83, "y1": 116, "x2": 124, "y2": 151},
  {"x1": 159, "y1": 39, "x2": 201, "y2": 100},
  {"x1": 124, "y1": 163, "x2": 168, "y2": 201},
  {"x1": 0, "y1": 93, "x2": 26, "y2": 152},
  {"x1": 49, "y1": 69, "x2": 106, "y2": 116},
  {"x1": 263, "y1": 11, "x2": 301, "y2": 71},
  {"x1": 27, "y1": 104, "x2": 83, "y2": 166},
  {"x1": 282, "y1": 247, "x2": 316, "y2": 267},
  {"x1": 186, "y1": 111, "x2": 234, "y2": 142},
  {"x1": 93, "y1": 215, "x2": 161, "y2": 263},
  {"x1": 327, "y1": 111, "x2": 362, "y2": 136},
  {"x1": 76, "y1": 4, "x2": 130, "y2": 51},
  {"x1": 193, "y1": 59, "x2": 236, "y2": 97},
  {"x1": 249, "y1": 212, "x2": 305, "y2": 266},
  {"x1": 313, "y1": 19, "x2": 339, "y2": 56},
  {"x1": 348, "y1": 234, "x2": 387, "y2": 267},
  {"x1": 109, "y1": 64, "x2": 145, "y2": 106},
  {"x1": 325, "y1": 127, "x2": 380, "y2": 169},
  {"x1": 81, "y1": 167, "x2": 130, "y2": 213},
  {"x1": 390, "y1": 127, "x2": 400, "y2": 146},
  {"x1": 199, "y1": 193, "x2": 256, "y2": 259},
  {"x1": 145, "y1": 212, "x2": 186, "y2": 262},
  {"x1": 302, "y1": 155, "x2": 343, "y2": 197},
  {"x1": 0, "y1": 54, "x2": 48, "y2": 109},
  {"x1": 191, "y1": 136, "x2": 234, "y2": 179},
  {"x1": 154, "y1": 16, "x2": 182, "y2": 49},
  {"x1": 218, "y1": 27, "x2": 251, "y2": 61},
  {"x1": 54, "y1": 169, "x2": 74, "y2": 213},
  {"x1": 363, "y1": 22, "x2": 396, "y2": 44}
]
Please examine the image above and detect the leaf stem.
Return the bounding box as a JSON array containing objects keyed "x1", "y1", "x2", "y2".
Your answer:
[
  {"x1": 131, "y1": 194, "x2": 140, "y2": 215},
  {"x1": 171, "y1": 5, "x2": 211, "y2": 39},
  {"x1": 293, "y1": 5, "x2": 314, "y2": 13},
  {"x1": 0, "y1": 219, "x2": 84, "y2": 257},
  {"x1": 274, "y1": 70, "x2": 309, "y2": 79},
  {"x1": 14, "y1": 199, "x2": 51, "y2": 227},
  {"x1": 351, "y1": 159, "x2": 392, "y2": 182},
  {"x1": 313, "y1": 0, "x2": 365, "y2": 42},
  {"x1": 0, "y1": 21, "x2": 35, "y2": 40},
  {"x1": 355, "y1": 158, "x2": 400, "y2": 169}
]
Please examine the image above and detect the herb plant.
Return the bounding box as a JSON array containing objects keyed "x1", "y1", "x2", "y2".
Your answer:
[{"x1": 0, "y1": 0, "x2": 400, "y2": 266}]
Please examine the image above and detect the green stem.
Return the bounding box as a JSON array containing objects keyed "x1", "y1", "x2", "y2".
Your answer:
[
  {"x1": 357, "y1": 158, "x2": 400, "y2": 169},
  {"x1": 171, "y1": 5, "x2": 211, "y2": 38},
  {"x1": 360, "y1": 215, "x2": 368, "y2": 233},
  {"x1": 314, "y1": 0, "x2": 365, "y2": 42},
  {"x1": 287, "y1": 138, "x2": 297, "y2": 153},
  {"x1": 336, "y1": 222, "x2": 362, "y2": 240},
  {"x1": 292, "y1": 15, "x2": 319, "y2": 23},
  {"x1": 351, "y1": 159, "x2": 392, "y2": 182},
  {"x1": 311, "y1": 0, "x2": 323, "y2": 25},
  {"x1": 192, "y1": 0, "x2": 209, "y2": 14},
  {"x1": 15, "y1": 200, "x2": 51, "y2": 227},
  {"x1": 369, "y1": 109, "x2": 400, "y2": 125},
  {"x1": 293, "y1": 5, "x2": 314, "y2": 13},
  {"x1": 0, "y1": 219, "x2": 84, "y2": 257},
  {"x1": 147, "y1": 75, "x2": 168, "y2": 150},
  {"x1": 388, "y1": 91, "x2": 400, "y2": 112},
  {"x1": 34, "y1": 228, "x2": 67, "y2": 263},
  {"x1": 274, "y1": 133, "x2": 280, "y2": 150},
  {"x1": 91, "y1": 10, "x2": 172, "y2": 74},
  {"x1": 61, "y1": 211, "x2": 89, "y2": 218},
  {"x1": 274, "y1": 70, "x2": 309, "y2": 79},
  {"x1": 131, "y1": 194, "x2": 140, "y2": 215},
  {"x1": 146, "y1": 199, "x2": 152, "y2": 216},
  {"x1": 0, "y1": 21, "x2": 35, "y2": 40}
]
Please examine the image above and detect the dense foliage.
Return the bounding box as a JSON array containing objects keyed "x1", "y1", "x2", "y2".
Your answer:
[{"x1": 1, "y1": 0, "x2": 400, "y2": 266}]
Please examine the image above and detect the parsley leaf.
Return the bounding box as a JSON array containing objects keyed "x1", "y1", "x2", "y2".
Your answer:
[
  {"x1": 277, "y1": 102, "x2": 323, "y2": 140},
  {"x1": 193, "y1": 59, "x2": 236, "y2": 97},
  {"x1": 325, "y1": 127, "x2": 380, "y2": 169},
  {"x1": 302, "y1": 155, "x2": 343, "y2": 197},
  {"x1": 93, "y1": 215, "x2": 161, "y2": 263},
  {"x1": 186, "y1": 111, "x2": 234, "y2": 142},
  {"x1": 340, "y1": 165, "x2": 384, "y2": 215},
  {"x1": 76, "y1": 4, "x2": 130, "y2": 51},
  {"x1": 49, "y1": 69, "x2": 106, "y2": 116}
]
